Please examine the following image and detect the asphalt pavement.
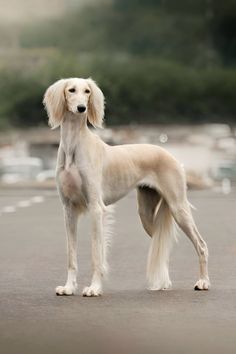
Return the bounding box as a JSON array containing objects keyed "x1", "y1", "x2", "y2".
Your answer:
[{"x1": 0, "y1": 188, "x2": 236, "y2": 354}]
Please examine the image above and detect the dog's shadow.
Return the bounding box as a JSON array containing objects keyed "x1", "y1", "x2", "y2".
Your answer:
[{"x1": 76, "y1": 287, "x2": 211, "y2": 304}]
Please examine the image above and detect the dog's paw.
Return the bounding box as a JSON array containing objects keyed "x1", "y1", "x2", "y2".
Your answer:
[
  {"x1": 82, "y1": 285, "x2": 102, "y2": 297},
  {"x1": 55, "y1": 285, "x2": 77, "y2": 296},
  {"x1": 194, "y1": 278, "x2": 210, "y2": 291}
]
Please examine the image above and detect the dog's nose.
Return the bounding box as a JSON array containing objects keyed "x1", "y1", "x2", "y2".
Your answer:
[{"x1": 77, "y1": 105, "x2": 86, "y2": 113}]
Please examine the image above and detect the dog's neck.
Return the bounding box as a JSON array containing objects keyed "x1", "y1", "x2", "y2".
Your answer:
[{"x1": 60, "y1": 112, "x2": 90, "y2": 164}]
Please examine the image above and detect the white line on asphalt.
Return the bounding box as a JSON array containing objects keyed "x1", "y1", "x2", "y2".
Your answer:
[
  {"x1": 2, "y1": 206, "x2": 16, "y2": 213},
  {"x1": 31, "y1": 196, "x2": 45, "y2": 203},
  {"x1": 0, "y1": 195, "x2": 45, "y2": 216},
  {"x1": 17, "y1": 200, "x2": 32, "y2": 208}
]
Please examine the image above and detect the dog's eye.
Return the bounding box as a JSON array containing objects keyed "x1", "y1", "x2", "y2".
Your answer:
[
  {"x1": 68, "y1": 88, "x2": 76, "y2": 93},
  {"x1": 85, "y1": 89, "x2": 90, "y2": 94}
]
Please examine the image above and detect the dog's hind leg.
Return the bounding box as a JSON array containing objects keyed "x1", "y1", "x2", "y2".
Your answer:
[
  {"x1": 137, "y1": 186, "x2": 161, "y2": 237},
  {"x1": 155, "y1": 161, "x2": 210, "y2": 291},
  {"x1": 137, "y1": 186, "x2": 176, "y2": 290},
  {"x1": 170, "y1": 200, "x2": 210, "y2": 290}
]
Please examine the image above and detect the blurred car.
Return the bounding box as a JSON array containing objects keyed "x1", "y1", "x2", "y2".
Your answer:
[
  {"x1": 210, "y1": 160, "x2": 236, "y2": 181},
  {"x1": 0, "y1": 157, "x2": 43, "y2": 184}
]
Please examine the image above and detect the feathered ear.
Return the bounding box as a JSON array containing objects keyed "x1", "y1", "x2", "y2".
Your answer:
[
  {"x1": 87, "y1": 78, "x2": 105, "y2": 128},
  {"x1": 43, "y1": 79, "x2": 66, "y2": 129}
]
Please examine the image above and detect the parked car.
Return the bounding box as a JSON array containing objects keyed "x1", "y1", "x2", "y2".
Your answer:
[
  {"x1": 0, "y1": 157, "x2": 43, "y2": 183},
  {"x1": 210, "y1": 160, "x2": 236, "y2": 181}
]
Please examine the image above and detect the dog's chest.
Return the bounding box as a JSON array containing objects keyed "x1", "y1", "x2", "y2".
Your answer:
[{"x1": 58, "y1": 153, "x2": 88, "y2": 208}]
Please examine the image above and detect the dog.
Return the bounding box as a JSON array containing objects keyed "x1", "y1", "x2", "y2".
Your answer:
[{"x1": 43, "y1": 78, "x2": 210, "y2": 296}]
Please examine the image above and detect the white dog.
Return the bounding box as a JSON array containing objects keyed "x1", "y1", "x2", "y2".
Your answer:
[{"x1": 43, "y1": 78, "x2": 210, "y2": 296}]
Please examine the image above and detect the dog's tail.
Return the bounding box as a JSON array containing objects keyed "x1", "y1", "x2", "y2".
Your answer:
[{"x1": 146, "y1": 197, "x2": 177, "y2": 290}]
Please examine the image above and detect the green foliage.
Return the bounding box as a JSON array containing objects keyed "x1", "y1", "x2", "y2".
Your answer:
[
  {"x1": 0, "y1": 57, "x2": 235, "y2": 129},
  {"x1": 19, "y1": 0, "x2": 236, "y2": 66},
  {"x1": 0, "y1": 0, "x2": 235, "y2": 128},
  {"x1": 0, "y1": 70, "x2": 46, "y2": 128}
]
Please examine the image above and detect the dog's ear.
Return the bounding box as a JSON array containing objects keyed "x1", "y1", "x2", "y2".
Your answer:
[
  {"x1": 43, "y1": 79, "x2": 67, "y2": 129},
  {"x1": 87, "y1": 78, "x2": 105, "y2": 128}
]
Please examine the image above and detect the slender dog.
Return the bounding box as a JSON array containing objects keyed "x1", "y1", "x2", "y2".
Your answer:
[{"x1": 43, "y1": 78, "x2": 210, "y2": 296}]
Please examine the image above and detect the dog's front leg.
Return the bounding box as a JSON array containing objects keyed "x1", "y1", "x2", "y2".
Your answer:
[
  {"x1": 83, "y1": 203, "x2": 106, "y2": 297},
  {"x1": 56, "y1": 204, "x2": 78, "y2": 295}
]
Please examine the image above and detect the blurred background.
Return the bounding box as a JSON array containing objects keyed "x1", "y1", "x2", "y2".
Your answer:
[
  {"x1": 0, "y1": 0, "x2": 236, "y2": 189},
  {"x1": 1, "y1": 3, "x2": 236, "y2": 354}
]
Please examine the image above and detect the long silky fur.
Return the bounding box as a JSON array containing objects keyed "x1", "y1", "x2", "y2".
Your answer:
[
  {"x1": 147, "y1": 198, "x2": 177, "y2": 290},
  {"x1": 102, "y1": 205, "x2": 115, "y2": 277}
]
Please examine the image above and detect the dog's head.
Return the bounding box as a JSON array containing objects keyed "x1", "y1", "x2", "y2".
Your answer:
[{"x1": 43, "y1": 78, "x2": 104, "y2": 129}]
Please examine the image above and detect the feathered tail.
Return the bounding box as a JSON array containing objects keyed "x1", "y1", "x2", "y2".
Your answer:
[{"x1": 146, "y1": 198, "x2": 177, "y2": 290}]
